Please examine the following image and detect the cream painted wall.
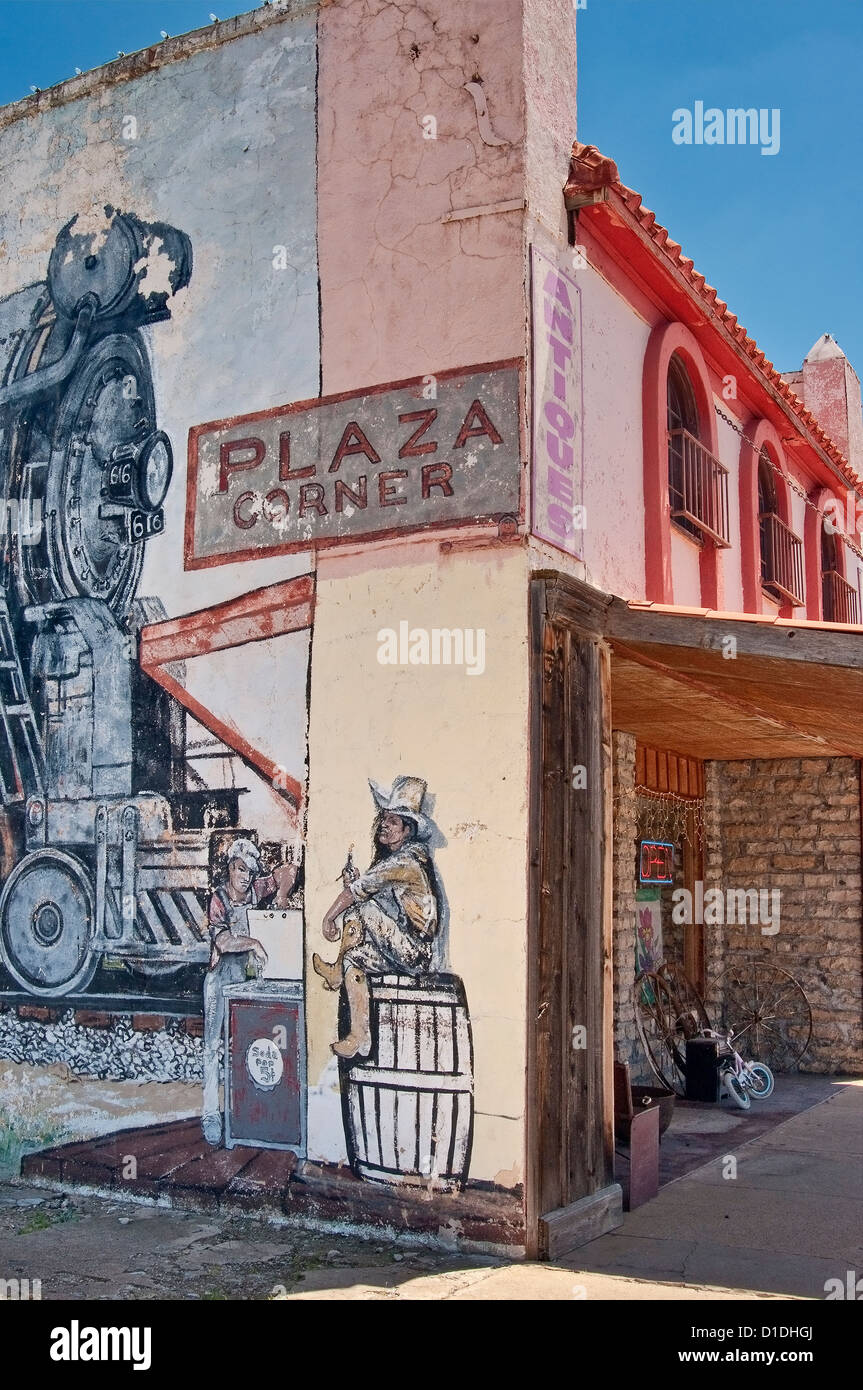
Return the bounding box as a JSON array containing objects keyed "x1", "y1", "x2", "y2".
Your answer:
[{"x1": 304, "y1": 541, "x2": 530, "y2": 1185}]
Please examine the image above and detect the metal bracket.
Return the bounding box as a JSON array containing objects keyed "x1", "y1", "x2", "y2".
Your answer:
[
  {"x1": 121, "y1": 803, "x2": 138, "y2": 943},
  {"x1": 95, "y1": 803, "x2": 109, "y2": 939}
]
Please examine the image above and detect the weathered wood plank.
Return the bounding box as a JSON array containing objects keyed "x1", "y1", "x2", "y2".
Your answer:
[
  {"x1": 599, "y1": 640, "x2": 616, "y2": 1184},
  {"x1": 525, "y1": 578, "x2": 547, "y2": 1258},
  {"x1": 541, "y1": 1183, "x2": 624, "y2": 1258}
]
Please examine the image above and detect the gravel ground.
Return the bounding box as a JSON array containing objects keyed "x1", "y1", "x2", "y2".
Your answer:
[{"x1": 0, "y1": 1183, "x2": 499, "y2": 1301}]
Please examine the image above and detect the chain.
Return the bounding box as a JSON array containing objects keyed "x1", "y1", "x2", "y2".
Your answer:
[{"x1": 715, "y1": 404, "x2": 863, "y2": 565}]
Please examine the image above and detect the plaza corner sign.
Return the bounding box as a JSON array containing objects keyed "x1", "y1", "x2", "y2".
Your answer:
[{"x1": 185, "y1": 361, "x2": 522, "y2": 568}]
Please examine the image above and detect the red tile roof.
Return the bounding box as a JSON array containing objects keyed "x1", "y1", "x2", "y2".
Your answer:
[{"x1": 564, "y1": 143, "x2": 863, "y2": 494}]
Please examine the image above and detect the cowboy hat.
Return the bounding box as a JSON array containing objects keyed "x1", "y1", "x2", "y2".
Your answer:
[{"x1": 369, "y1": 776, "x2": 432, "y2": 840}]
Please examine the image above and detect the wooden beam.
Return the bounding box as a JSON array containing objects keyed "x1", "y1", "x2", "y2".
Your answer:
[
  {"x1": 139, "y1": 574, "x2": 314, "y2": 667},
  {"x1": 606, "y1": 597, "x2": 863, "y2": 670},
  {"x1": 525, "y1": 578, "x2": 547, "y2": 1260}
]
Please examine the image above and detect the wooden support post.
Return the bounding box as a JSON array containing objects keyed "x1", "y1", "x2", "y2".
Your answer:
[{"x1": 527, "y1": 578, "x2": 622, "y2": 1259}]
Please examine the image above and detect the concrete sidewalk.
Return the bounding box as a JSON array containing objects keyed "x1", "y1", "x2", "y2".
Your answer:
[
  {"x1": 285, "y1": 1079, "x2": 862, "y2": 1300},
  {"x1": 564, "y1": 1079, "x2": 863, "y2": 1301}
]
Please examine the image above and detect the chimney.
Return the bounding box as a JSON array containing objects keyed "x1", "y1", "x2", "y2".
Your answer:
[{"x1": 784, "y1": 334, "x2": 863, "y2": 473}]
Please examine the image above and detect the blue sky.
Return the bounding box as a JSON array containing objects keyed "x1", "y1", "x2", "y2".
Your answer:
[
  {"x1": 0, "y1": 0, "x2": 860, "y2": 377},
  {"x1": 577, "y1": 0, "x2": 863, "y2": 376}
]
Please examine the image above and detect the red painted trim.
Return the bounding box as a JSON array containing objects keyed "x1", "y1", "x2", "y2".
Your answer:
[
  {"x1": 738, "y1": 419, "x2": 795, "y2": 614},
  {"x1": 567, "y1": 145, "x2": 863, "y2": 497},
  {"x1": 139, "y1": 575, "x2": 314, "y2": 665},
  {"x1": 184, "y1": 359, "x2": 525, "y2": 571},
  {"x1": 642, "y1": 322, "x2": 719, "y2": 606},
  {"x1": 138, "y1": 576, "x2": 314, "y2": 818}
]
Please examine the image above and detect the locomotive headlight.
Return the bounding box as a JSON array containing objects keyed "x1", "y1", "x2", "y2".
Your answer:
[
  {"x1": 106, "y1": 431, "x2": 173, "y2": 513},
  {"x1": 135, "y1": 431, "x2": 173, "y2": 511}
]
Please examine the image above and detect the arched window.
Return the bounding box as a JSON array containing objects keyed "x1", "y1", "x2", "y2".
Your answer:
[
  {"x1": 820, "y1": 522, "x2": 859, "y2": 622},
  {"x1": 755, "y1": 445, "x2": 804, "y2": 606},
  {"x1": 667, "y1": 355, "x2": 700, "y2": 540},
  {"x1": 821, "y1": 522, "x2": 840, "y2": 620},
  {"x1": 757, "y1": 449, "x2": 776, "y2": 586}
]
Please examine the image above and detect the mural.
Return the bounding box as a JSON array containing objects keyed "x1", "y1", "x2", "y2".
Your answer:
[
  {"x1": 0, "y1": 206, "x2": 208, "y2": 997},
  {"x1": 313, "y1": 778, "x2": 474, "y2": 1190},
  {"x1": 0, "y1": 206, "x2": 310, "y2": 1151},
  {"x1": 203, "y1": 836, "x2": 297, "y2": 1145},
  {"x1": 0, "y1": 12, "x2": 528, "y2": 1237}
]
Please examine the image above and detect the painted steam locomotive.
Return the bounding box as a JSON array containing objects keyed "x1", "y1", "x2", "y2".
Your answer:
[{"x1": 0, "y1": 208, "x2": 244, "y2": 997}]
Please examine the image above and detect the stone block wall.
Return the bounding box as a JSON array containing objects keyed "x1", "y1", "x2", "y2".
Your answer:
[
  {"x1": 611, "y1": 730, "x2": 651, "y2": 1079},
  {"x1": 706, "y1": 757, "x2": 862, "y2": 1074},
  {"x1": 611, "y1": 742, "x2": 862, "y2": 1081}
]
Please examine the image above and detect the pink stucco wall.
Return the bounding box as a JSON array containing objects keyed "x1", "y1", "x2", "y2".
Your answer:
[
  {"x1": 317, "y1": 0, "x2": 526, "y2": 394},
  {"x1": 530, "y1": 208, "x2": 863, "y2": 616}
]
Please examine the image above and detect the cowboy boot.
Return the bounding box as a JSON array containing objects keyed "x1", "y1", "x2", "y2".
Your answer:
[
  {"x1": 313, "y1": 912, "x2": 365, "y2": 991},
  {"x1": 332, "y1": 967, "x2": 371, "y2": 1059},
  {"x1": 312, "y1": 953, "x2": 343, "y2": 991}
]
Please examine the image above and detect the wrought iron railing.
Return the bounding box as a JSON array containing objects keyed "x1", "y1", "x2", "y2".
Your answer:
[
  {"x1": 759, "y1": 511, "x2": 805, "y2": 606},
  {"x1": 668, "y1": 428, "x2": 730, "y2": 546},
  {"x1": 822, "y1": 569, "x2": 860, "y2": 624}
]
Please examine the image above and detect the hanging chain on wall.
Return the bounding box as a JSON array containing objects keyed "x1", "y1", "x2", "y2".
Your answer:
[{"x1": 715, "y1": 404, "x2": 863, "y2": 565}]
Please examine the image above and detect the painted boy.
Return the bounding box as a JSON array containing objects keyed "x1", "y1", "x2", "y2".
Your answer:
[{"x1": 202, "y1": 838, "x2": 296, "y2": 1146}]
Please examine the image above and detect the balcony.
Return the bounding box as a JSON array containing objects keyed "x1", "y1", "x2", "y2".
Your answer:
[
  {"x1": 822, "y1": 569, "x2": 860, "y2": 625},
  {"x1": 760, "y1": 511, "x2": 805, "y2": 607},
  {"x1": 667, "y1": 429, "x2": 731, "y2": 546}
]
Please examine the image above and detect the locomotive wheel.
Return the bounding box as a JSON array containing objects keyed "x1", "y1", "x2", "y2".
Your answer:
[{"x1": 0, "y1": 849, "x2": 99, "y2": 996}]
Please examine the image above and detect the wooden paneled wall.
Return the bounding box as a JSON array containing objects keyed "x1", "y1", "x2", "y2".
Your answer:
[{"x1": 635, "y1": 743, "x2": 704, "y2": 798}]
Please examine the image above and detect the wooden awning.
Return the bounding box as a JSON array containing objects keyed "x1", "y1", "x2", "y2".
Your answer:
[{"x1": 605, "y1": 599, "x2": 863, "y2": 761}]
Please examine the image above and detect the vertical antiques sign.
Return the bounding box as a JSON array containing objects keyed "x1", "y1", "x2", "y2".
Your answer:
[
  {"x1": 185, "y1": 361, "x2": 522, "y2": 568},
  {"x1": 530, "y1": 245, "x2": 584, "y2": 557}
]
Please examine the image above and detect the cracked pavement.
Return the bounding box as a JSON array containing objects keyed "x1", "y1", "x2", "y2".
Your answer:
[{"x1": 0, "y1": 1082, "x2": 858, "y2": 1300}]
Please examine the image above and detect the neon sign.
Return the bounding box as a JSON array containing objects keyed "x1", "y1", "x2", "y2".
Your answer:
[{"x1": 638, "y1": 840, "x2": 674, "y2": 885}]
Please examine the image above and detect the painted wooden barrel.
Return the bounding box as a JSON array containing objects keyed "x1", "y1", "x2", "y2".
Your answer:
[{"x1": 342, "y1": 973, "x2": 474, "y2": 1190}]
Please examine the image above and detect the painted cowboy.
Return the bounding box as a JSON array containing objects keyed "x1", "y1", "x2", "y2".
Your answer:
[
  {"x1": 202, "y1": 837, "x2": 297, "y2": 1146},
  {"x1": 313, "y1": 777, "x2": 439, "y2": 1059}
]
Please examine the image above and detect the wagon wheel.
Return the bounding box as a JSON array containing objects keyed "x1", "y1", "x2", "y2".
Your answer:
[
  {"x1": 715, "y1": 961, "x2": 812, "y2": 1071},
  {"x1": 659, "y1": 960, "x2": 712, "y2": 1035},
  {"x1": 633, "y1": 969, "x2": 701, "y2": 1097}
]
